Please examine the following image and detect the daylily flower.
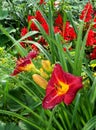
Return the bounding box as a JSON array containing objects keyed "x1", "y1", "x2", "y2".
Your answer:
[
  {"x1": 11, "y1": 51, "x2": 38, "y2": 76},
  {"x1": 43, "y1": 64, "x2": 83, "y2": 109}
]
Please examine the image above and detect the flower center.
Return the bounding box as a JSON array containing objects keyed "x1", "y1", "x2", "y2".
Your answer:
[{"x1": 55, "y1": 80, "x2": 69, "y2": 95}]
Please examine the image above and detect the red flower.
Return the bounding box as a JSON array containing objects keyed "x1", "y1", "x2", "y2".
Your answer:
[
  {"x1": 20, "y1": 42, "x2": 26, "y2": 48},
  {"x1": 20, "y1": 27, "x2": 33, "y2": 48},
  {"x1": 80, "y1": 2, "x2": 93, "y2": 22},
  {"x1": 27, "y1": 15, "x2": 38, "y2": 31},
  {"x1": 62, "y1": 22, "x2": 76, "y2": 41},
  {"x1": 43, "y1": 64, "x2": 83, "y2": 109},
  {"x1": 27, "y1": 11, "x2": 49, "y2": 34},
  {"x1": 20, "y1": 27, "x2": 28, "y2": 48},
  {"x1": 26, "y1": 50, "x2": 38, "y2": 59},
  {"x1": 54, "y1": 14, "x2": 76, "y2": 41},
  {"x1": 90, "y1": 46, "x2": 96, "y2": 59},
  {"x1": 20, "y1": 27, "x2": 28, "y2": 36},
  {"x1": 27, "y1": 15, "x2": 35, "y2": 22},
  {"x1": 55, "y1": 14, "x2": 63, "y2": 29},
  {"x1": 86, "y1": 30, "x2": 96, "y2": 46},
  {"x1": 11, "y1": 51, "x2": 38, "y2": 76},
  {"x1": 38, "y1": 37, "x2": 48, "y2": 46},
  {"x1": 31, "y1": 44, "x2": 39, "y2": 51},
  {"x1": 39, "y1": 0, "x2": 46, "y2": 5},
  {"x1": 54, "y1": 26, "x2": 62, "y2": 34},
  {"x1": 35, "y1": 11, "x2": 49, "y2": 34}
]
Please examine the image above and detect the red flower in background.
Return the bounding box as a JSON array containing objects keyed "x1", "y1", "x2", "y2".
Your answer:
[
  {"x1": 38, "y1": 37, "x2": 48, "y2": 46},
  {"x1": 28, "y1": 10, "x2": 49, "y2": 34},
  {"x1": 11, "y1": 51, "x2": 38, "y2": 76},
  {"x1": 86, "y1": 30, "x2": 96, "y2": 46},
  {"x1": 43, "y1": 64, "x2": 83, "y2": 109},
  {"x1": 20, "y1": 27, "x2": 28, "y2": 47},
  {"x1": 54, "y1": 26, "x2": 62, "y2": 34},
  {"x1": 55, "y1": 14, "x2": 63, "y2": 29},
  {"x1": 80, "y1": 2, "x2": 93, "y2": 22},
  {"x1": 27, "y1": 15, "x2": 38, "y2": 31},
  {"x1": 35, "y1": 10, "x2": 49, "y2": 34},
  {"x1": 90, "y1": 46, "x2": 96, "y2": 59},
  {"x1": 62, "y1": 21, "x2": 77, "y2": 41},
  {"x1": 21, "y1": 27, "x2": 28, "y2": 36},
  {"x1": 54, "y1": 14, "x2": 76, "y2": 41},
  {"x1": 20, "y1": 27, "x2": 33, "y2": 48},
  {"x1": 39, "y1": 0, "x2": 46, "y2": 5}
]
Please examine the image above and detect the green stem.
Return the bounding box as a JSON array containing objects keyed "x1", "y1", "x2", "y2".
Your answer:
[{"x1": 46, "y1": 107, "x2": 57, "y2": 130}]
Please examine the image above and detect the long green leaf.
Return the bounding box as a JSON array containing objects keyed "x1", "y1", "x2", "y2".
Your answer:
[
  {"x1": 89, "y1": 77, "x2": 96, "y2": 104},
  {"x1": 0, "y1": 90, "x2": 45, "y2": 123},
  {"x1": 71, "y1": 93, "x2": 81, "y2": 127},
  {"x1": 0, "y1": 110, "x2": 42, "y2": 130},
  {"x1": 0, "y1": 24, "x2": 27, "y2": 57},
  {"x1": 82, "y1": 116, "x2": 96, "y2": 130},
  {"x1": 55, "y1": 34, "x2": 68, "y2": 71},
  {"x1": 23, "y1": 40, "x2": 51, "y2": 61}
]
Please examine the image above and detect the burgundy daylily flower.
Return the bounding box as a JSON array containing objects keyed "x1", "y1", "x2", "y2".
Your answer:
[
  {"x1": 11, "y1": 51, "x2": 38, "y2": 76},
  {"x1": 43, "y1": 64, "x2": 83, "y2": 109}
]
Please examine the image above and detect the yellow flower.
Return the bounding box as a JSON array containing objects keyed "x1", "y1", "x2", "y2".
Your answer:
[
  {"x1": 93, "y1": 72, "x2": 96, "y2": 77},
  {"x1": 41, "y1": 60, "x2": 52, "y2": 72},
  {"x1": 32, "y1": 74, "x2": 48, "y2": 89},
  {"x1": 90, "y1": 64, "x2": 96, "y2": 68},
  {"x1": 40, "y1": 68, "x2": 49, "y2": 79}
]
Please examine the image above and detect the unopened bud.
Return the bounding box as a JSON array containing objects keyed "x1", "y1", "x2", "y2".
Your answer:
[
  {"x1": 32, "y1": 74, "x2": 48, "y2": 89},
  {"x1": 41, "y1": 60, "x2": 52, "y2": 72},
  {"x1": 40, "y1": 68, "x2": 49, "y2": 79}
]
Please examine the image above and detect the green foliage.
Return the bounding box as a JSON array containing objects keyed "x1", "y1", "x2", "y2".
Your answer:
[{"x1": 0, "y1": 121, "x2": 21, "y2": 130}]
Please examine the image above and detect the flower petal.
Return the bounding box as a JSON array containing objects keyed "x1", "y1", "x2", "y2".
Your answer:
[
  {"x1": 43, "y1": 89, "x2": 64, "y2": 109},
  {"x1": 64, "y1": 77, "x2": 82, "y2": 105}
]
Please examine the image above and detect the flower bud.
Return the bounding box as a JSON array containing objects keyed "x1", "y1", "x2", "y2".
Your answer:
[
  {"x1": 41, "y1": 60, "x2": 52, "y2": 72},
  {"x1": 32, "y1": 74, "x2": 48, "y2": 89},
  {"x1": 40, "y1": 68, "x2": 49, "y2": 79}
]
